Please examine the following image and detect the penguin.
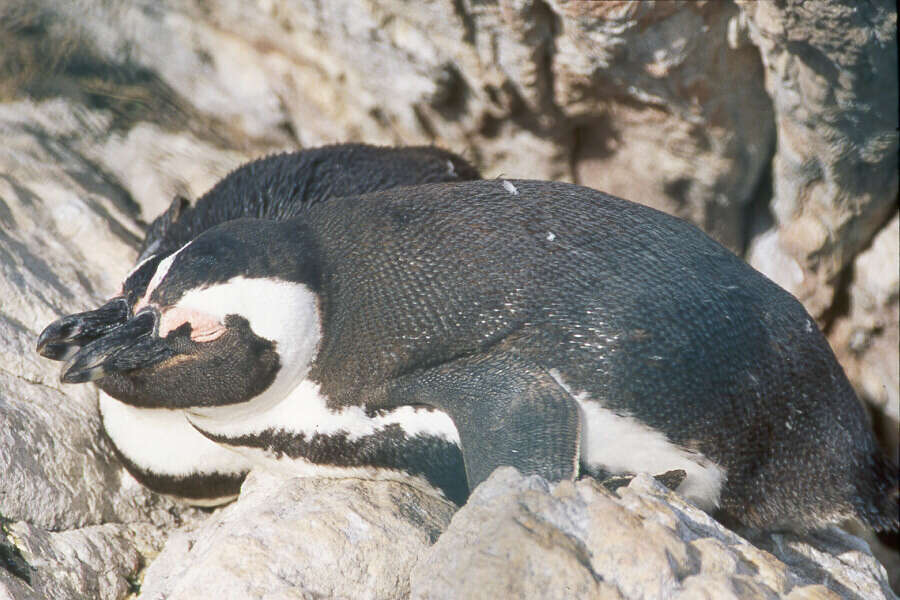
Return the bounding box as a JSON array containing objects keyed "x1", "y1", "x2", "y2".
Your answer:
[
  {"x1": 37, "y1": 143, "x2": 479, "y2": 361},
  {"x1": 37, "y1": 144, "x2": 479, "y2": 504},
  {"x1": 40, "y1": 176, "x2": 898, "y2": 532}
]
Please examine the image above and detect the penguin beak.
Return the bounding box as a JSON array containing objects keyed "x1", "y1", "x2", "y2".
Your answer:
[
  {"x1": 60, "y1": 309, "x2": 175, "y2": 384},
  {"x1": 36, "y1": 297, "x2": 131, "y2": 360}
]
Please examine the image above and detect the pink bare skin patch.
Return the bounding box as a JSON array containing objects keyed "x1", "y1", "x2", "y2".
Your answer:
[{"x1": 160, "y1": 306, "x2": 226, "y2": 342}]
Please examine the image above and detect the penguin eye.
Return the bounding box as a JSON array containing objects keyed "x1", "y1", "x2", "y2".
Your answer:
[{"x1": 159, "y1": 306, "x2": 226, "y2": 343}]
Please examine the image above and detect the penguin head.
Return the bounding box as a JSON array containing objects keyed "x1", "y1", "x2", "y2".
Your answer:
[{"x1": 58, "y1": 219, "x2": 323, "y2": 409}]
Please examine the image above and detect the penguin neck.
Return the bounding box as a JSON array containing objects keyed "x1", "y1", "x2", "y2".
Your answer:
[
  {"x1": 186, "y1": 378, "x2": 334, "y2": 439},
  {"x1": 187, "y1": 371, "x2": 303, "y2": 423},
  {"x1": 185, "y1": 377, "x2": 460, "y2": 451}
]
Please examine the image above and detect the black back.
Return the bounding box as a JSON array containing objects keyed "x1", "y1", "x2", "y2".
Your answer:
[
  {"x1": 301, "y1": 179, "x2": 896, "y2": 530},
  {"x1": 123, "y1": 144, "x2": 479, "y2": 307},
  {"x1": 138, "y1": 144, "x2": 479, "y2": 261}
]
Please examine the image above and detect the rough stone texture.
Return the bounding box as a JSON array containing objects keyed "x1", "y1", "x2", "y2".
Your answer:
[
  {"x1": 411, "y1": 469, "x2": 896, "y2": 600},
  {"x1": 740, "y1": 0, "x2": 899, "y2": 317},
  {"x1": 0, "y1": 97, "x2": 211, "y2": 599},
  {"x1": 136, "y1": 471, "x2": 457, "y2": 600},
  {"x1": 3, "y1": 0, "x2": 774, "y2": 251},
  {"x1": 555, "y1": 1, "x2": 774, "y2": 252},
  {"x1": 0, "y1": 521, "x2": 166, "y2": 600},
  {"x1": 828, "y1": 212, "x2": 900, "y2": 431},
  {"x1": 1, "y1": 98, "x2": 152, "y2": 530},
  {"x1": 1, "y1": 0, "x2": 897, "y2": 598}
]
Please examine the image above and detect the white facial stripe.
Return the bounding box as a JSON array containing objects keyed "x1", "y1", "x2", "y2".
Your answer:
[
  {"x1": 174, "y1": 276, "x2": 317, "y2": 345},
  {"x1": 187, "y1": 379, "x2": 461, "y2": 445},
  {"x1": 169, "y1": 276, "x2": 322, "y2": 415},
  {"x1": 125, "y1": 253, "x2": 158, "y2": 281},
  {"x1": 134, "y1": 241, "x2": 192, "y2": 312},
  {"x1": 141, "y1": 239, "x2": 161, "y2": 260},
  {"x1": 116, "y1": 253, "x2": 158, "y2": 296},
  {"x1": 548, "y1": 369, "x2": 726, "y2": 511},
  {"x1": 99, "y1": 391, "x2": 251, "y2": 478}
]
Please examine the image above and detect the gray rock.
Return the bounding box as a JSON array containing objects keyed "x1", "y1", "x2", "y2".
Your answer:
[
  {"x1": 137, "y1": 470, "x2": 457, "y2": 600},
  {"x1": 555, "y1": 1, "x2": 775, "y2": 252},
  {"x1": 829, "y1": 212, "x2": 900, "y2": 423},
  {"x1": 7, "y1": 0, "x2": 774, "y2": 252},
  {"x1": 1, "y1": 1, "x2": 897, "y2": 597},
  {"x1": 411, "y1": 468, "x2": 895, "y2": 600},
  {"x1": 1, "y1": 520, "x2": 166, "y2": 600},
  {"x1": 0, "y1": 98, "x2": 179, "y2": 531},
  {"x1": 740, "y1": 0, "x2": 899, "y2": 317},
  {"x1": 0, "y1": 97, "x2": 212, "y2": 598}
]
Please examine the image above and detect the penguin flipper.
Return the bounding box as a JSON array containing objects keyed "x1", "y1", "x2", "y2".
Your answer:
[{"x1": 389, "y1": 352, "x2": 581, "y2": 490}]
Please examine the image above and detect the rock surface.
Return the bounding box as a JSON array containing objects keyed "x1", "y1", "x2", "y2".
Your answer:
[
  {"x1": 136, "y1": 471, "x2": 457, "y2": 600},
  {"x1": 0, "y1": 97, "x2": 207, "y2": 600},
  {"x1": 1, "y1": 521, "x2": 166, "y2": 600},
  {"x1": 1, "y1": 0, "x2": 897, "y2": 598},
  {"x1": 740, "y1": 0, "x2": 898, "y2": 316},
  {"x1": 829, "y1": 212, "x2": 900, "y2": 438},
  {"x1": 412, "y1": 469, "x2": 895, "y2": 600}
]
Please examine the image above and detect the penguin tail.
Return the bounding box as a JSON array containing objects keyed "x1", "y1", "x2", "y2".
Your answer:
[{"x1": 854, "y1": 450, "x2": 899, "y2": 532}]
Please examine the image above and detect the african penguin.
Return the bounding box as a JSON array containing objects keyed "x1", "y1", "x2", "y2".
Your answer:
[
  {"x1": 37, "y1": 144, "x2": 478, "y2": 504},
  {"x1": 37, "y1": 143, "x2": 479, "y2": 361},
  {"x1": 39, "y1": 173, "x2": 898, "y2": 532}
]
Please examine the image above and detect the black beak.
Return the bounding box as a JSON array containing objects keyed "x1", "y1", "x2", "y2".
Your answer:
[
  {"x1": 36, "y1": 297, "x2": 131, "y2": 360},
  {"x1": 60, "y1": 310, "x2": 175, "y2": 384}
]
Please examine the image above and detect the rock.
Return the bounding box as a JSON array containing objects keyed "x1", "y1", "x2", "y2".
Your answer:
[
  {"x1": 136, "y1": 470, "x2": 457, "y2": 600},
  {"x1": 4, "y1": 0, "x2": 774, "y2": 252},
  {"x1": 411, "y1": 468, "x2": 896, "y2": 600},
  {"x1": 0, "y1": 521, "x2": 166, "y2": 600},
  {"x1": 557, "y1": 1, "x2": 775, "y2": 252},
  {"x1": 0, "y1": 96, "x2": 212, "y2": 599},
  {"x1": 739, "y1": 0, "x2": 899, "y2": 317},
  {"x1": 1, "y1": 1, "x2": 897, "y2": 597},
  {"x1": 828, "y1": 212, "x2": 900, "y2": 426},
  {"x1": 0, "y1": 98, "x2": 177, "y2": 530}
]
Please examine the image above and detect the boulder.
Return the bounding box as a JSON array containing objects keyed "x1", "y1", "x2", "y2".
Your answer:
[
  {"x1": 740, "y1": 0, "x2": 898, "y2": 317},
  {"x1": 411, "y1": 469, "x2": 896, "y2": 600},
  {"x1": 136, "y1": 471, "x2": 457, "y2": 600},
  {"x1": 1, "y1": 521, "x2": 166, "y2": 600},
  {"x1": 0, "y1": 1, "x2": 896, "y2": 598},
  {"x1": 828, "y1": 213, "x2": 900, "y2": 434},
  {"x1": 0, "y1": 97, "x2": 209, "y2": 599}
]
